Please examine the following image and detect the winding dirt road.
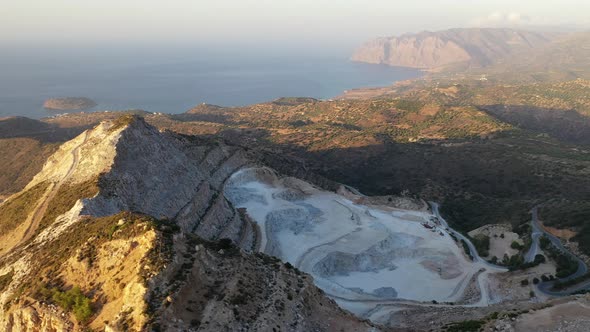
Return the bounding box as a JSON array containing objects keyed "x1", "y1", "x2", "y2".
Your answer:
[
  {"x1": 526, "y1": 206, "x2": 590, "y2": 296},
  {"x1": 430, "y1": 202, "x2": 507, "y2": 306},
  {"x1": 12, "y1": 131, "x2": 89, "y2": 250}
]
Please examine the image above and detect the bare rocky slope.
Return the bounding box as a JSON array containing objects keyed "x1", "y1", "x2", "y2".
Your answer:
[
  {"x1": 351, "y1": 28, "x2": 557, "y2": 69},
  {"x1": 0, "y1": 116, "x2": 378, "y2": 332}
]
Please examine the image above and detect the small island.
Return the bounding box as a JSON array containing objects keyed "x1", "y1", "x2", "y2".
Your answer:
[{"x1": 43, "y1": 97, "x2": 97, "y2": 111}]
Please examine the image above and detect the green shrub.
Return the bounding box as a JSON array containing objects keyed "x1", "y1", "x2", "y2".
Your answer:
[
  {"x1": 460, "y1": 239, "x2": 474, "y2": 260},
  {"x1": 471, "y1": 235, "x2": 490, "y2": 257},
  {"x1": 534, "y1": 254, "x2": 546, "y2": 264},
  {"x1": 45, "y1": 286, "x2": 93, "y2": 323},
  {"x1": 0, "y1": 182, "x2": 49, "y2": 235},
  {"x1": 552, "y1": 272, "x2": 590, "y2": 291},
  {"x1": 511, "y1": 241, "x2": 524, "y2": 250},
  {"x1": 446, "y1": 319, "x2": 485, "y2": 332},
  {"x1": 542, "y1": 242, "x2": 578, "y2": 278},
  {"x1": 539, "y1": 236, "x2": 551, "y2": 250}
]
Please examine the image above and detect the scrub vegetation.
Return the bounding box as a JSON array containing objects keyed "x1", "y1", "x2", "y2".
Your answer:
[{"x1": 0, "y1": 182, "x2": 49, "y2": 234}]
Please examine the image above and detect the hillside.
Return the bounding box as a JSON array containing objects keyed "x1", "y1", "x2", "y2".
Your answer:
[
  {"x1": 0, "y1": 117, "x2": 91, "y2": 200},
  {"x1": 461, "y1": 31, "x2": 590, "y2": 83},
  {"x1": 351, "y1": 28, "x2": 557, "y2": 69},
  {"x1": 4, "y1": 91, "x2": 590, "y2": 244},
  {"x1": 176, "y1": 96, "x2": 590, "y2": 258},
  {"x1": 6, "y1": 115, "x2": 550, "y2": 331},
  {"x1": 0, "y1": 116, "x2": 379, "y2": 331},
  {"x1": 1, "y1": 112, "x2": 590, "y2": 330}
]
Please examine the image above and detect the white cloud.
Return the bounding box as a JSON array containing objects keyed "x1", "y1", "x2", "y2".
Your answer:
[{"x1": 471, "y1": 11, "x2": 532, "y2": 27}]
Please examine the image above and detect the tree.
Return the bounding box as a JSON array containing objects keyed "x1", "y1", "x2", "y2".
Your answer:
[
  {"x1": 472, "y1": 235, "x2": 490, "y2": 257},
  {"x1": 521, "y1": 279, "x2": 529, "y2": 286},
  {"x1": 533, "y1": 277, "x2": 540, "y2": 284},
  {"x1": 540, "y1": 236, "x2": 551, "y2": 250},
  {"x1": 534, "y1": 254, "x2": 546, "y2": 264}
]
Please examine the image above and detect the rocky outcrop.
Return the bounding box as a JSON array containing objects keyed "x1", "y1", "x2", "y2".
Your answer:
[
  {"x1": 4, "y1": 304, "x2": 73, "y2": 332},
  {"x1": 152, "y1": 240, "x2": 378, "y2": 332},
  {"x1": 352, "y1": 28, "x2": 556, "y2": 69},
  {"x1": 43, "y1": 97, "x2": 97, "y2": 111}
]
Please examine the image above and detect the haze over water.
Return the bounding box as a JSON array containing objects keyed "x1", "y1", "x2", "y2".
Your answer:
[{"x1": 0, "y1": 47, "x2": 422, "y2": 119}]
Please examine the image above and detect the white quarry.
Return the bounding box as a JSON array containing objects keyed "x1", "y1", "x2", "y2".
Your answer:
[{"x1": 225, "y1": 167, "x2": 505, "y2": 321}]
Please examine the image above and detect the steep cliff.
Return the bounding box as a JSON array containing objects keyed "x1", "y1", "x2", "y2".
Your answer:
[{"x1": 351, "y1": 28, "x2": 557, "y2": 69}]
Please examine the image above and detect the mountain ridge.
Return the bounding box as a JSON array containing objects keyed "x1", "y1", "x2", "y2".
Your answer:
[
  {"x1": 0, "y1": 115, "x2": 381, "y2": 331},
  {"x1": 351, "y1": 28, "x2": 559, "y2": 69}
]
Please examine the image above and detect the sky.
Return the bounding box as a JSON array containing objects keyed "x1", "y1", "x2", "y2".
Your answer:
[{"x1": 2, "y1": 0, "x2": 590, "y2": 53}]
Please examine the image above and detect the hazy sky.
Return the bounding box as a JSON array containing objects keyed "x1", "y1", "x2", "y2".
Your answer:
[{"x1": 2, "y1": 0, "x2": 589, "y2": 51}]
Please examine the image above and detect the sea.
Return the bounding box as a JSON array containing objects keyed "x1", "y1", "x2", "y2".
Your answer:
[{"x1": 0, "y1": 48, "x2": 422, "y2": 119}]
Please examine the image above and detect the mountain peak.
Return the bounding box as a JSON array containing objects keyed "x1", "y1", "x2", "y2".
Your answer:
[{"x1": 23, "y1": 115, "x2": 154, "y2": 191}]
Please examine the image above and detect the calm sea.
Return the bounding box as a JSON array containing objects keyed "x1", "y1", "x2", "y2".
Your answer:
[{"x1": 0, "y1": 50, "x2": 421, "y2": 119}]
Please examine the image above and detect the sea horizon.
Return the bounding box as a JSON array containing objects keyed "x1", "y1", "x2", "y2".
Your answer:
[{"x1": 0, "y1": 49, "x2": 422, "y2": 119}]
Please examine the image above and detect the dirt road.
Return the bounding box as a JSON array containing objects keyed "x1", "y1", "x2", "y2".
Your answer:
[{"x1": 13, "y1": 130, "x2": 89, "y2": 250}]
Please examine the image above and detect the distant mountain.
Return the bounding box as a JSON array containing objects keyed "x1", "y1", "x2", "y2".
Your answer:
[
  {"x1": 466, "y1": 31, "x2": 590, "y2": 83},
  {"x1": 351, "y1": 28, "x2": 559, "y2": 69}
]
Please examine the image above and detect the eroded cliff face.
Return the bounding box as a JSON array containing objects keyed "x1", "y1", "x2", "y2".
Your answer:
[
  {"x1": 0, "y1": 116, "x2": 378, "y2": 332},
  {"x1": 4, "y1": 305, "x2": 73, "y2": 332},
  {"x1": 351, "y1": 28, "x2": 556, "y2": 69}
]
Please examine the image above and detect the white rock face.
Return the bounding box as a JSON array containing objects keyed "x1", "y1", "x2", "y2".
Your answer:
[
  {"x1": 82, "y1": 119, "x2": 208, "y2": 219},
  {"x1": 42, "y1": 118, "x2": 254, "y2": 244},
  {"x1": 27, "y1": 122, "x2": 121, "y2": 188},
  {"x1": 18, "y1": 117, "x2": 254, "y2": 246},
  {"x1": 225, "y1": 167, "x2": 505, "y2": 321}
]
